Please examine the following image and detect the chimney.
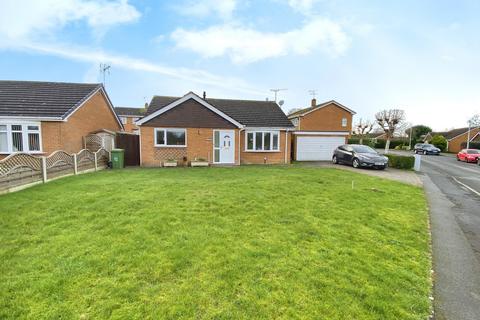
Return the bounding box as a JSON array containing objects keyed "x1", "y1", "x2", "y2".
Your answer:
[
  {"x1": 311, "y1": 98, "x2": 316, "y2": 107},
  {"x1": 203, "y1": 91, "x2": 206, "y2": 100}
]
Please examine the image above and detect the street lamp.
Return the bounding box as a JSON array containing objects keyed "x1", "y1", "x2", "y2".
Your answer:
[{"x1": 467, "y1": 114, "x2": 480, "y2": 149}]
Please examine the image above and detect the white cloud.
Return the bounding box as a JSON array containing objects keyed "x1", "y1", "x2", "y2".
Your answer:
[
  {"x1": 171, "y1": 18, "x2": 350, "y2": 64},
  {"x1": 7, "y1": 41, "x2": 264, "y2": 96},
  {"x1": 287, "y1": 0, "x2": 317, "y2": 14},
  {"x1": 174, "y1": 0, "x2": 237, "y2": 20},
  {"x1": 0, "y1": 0, "x2": 140, "y2": 40}
]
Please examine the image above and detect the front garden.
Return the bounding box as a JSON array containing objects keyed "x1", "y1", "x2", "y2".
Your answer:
[{"x1": 0, "y1": 166, "x2": 431, "y2": 319}]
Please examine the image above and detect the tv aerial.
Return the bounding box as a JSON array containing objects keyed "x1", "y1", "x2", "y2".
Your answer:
[
  {"x1": 99, "y1": 63, "x2": 111, "y2": 87},
  {"x1": 270, "y1": 88, "x2": 287, "y2": 102}
]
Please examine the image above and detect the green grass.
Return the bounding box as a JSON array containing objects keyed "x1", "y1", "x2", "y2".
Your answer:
[{"x1": 0, "y1": 166, "x2": 431, "y2": 319}]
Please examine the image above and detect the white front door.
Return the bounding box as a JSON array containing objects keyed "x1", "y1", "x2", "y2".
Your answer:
[{"x1": 213, "y1": 130, "x2": 235, "y2": 164}]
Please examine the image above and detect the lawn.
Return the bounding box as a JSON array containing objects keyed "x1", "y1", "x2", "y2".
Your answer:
[{"x1": 0, "y1": 166, "x2": 431, "y2": 319}]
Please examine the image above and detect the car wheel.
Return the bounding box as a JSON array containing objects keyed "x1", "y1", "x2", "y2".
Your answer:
[
  {"x1": 457, "y1": 156, "x2": 460, "y2": 161},
  {"x1": 332, "y1": 155, "x2": 338, "y2": 164},
  {"x1": 352, "y1": 158, "x2": 360, "y2": 168}
]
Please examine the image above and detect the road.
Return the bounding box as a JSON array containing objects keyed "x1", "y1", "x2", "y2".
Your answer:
[{"x1": 418, "y1": 154, "x2": 480, "y2": 320}]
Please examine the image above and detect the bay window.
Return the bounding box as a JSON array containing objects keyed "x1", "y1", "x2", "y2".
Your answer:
[
  {"x1": 155, "y1": 128, "x2": 186, "y2": 147},
  {"x1": 246, "y1": 131, "x2": 280, "y2": 152},
  {"x1": 0, "y1": 123, "x2": 42, "y2": 153}
]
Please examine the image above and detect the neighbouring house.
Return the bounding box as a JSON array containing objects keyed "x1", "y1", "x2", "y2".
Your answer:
[
  {"x1": 288, "y1": 99, "x2": 356, "y2": 160},
  {"x1": 0, "y1": 80, "x2": 123, "y2": 160},
  {"x1": 424, "y1": 127, "x2": 480, "y2": 153},
  {"x1": 136, "y1": 92, "x2": 295, "y2": 166},
  {"x1": 115, "y1": 107, "x2": 145, "y2": 134}
]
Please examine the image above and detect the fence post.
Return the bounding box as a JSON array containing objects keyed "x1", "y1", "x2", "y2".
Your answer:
[
  {"x1": 94, "y1": 152, "x2": 98, "y2": 171},
  {"x1": 73, "y1": 153, "x2": 78, "y2": 175},
  {"x1": 41, "y1": 157, "x2": 47, "y2": 183}
]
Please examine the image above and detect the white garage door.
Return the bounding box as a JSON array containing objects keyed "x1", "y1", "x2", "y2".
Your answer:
[{"x1": 296, "y1": 136, "x2": 346, "y2": 161}]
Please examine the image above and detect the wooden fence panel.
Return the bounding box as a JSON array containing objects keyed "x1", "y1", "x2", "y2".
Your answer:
[{"x1": 0, "y1": 148, "x2": 110, "y2": 194}]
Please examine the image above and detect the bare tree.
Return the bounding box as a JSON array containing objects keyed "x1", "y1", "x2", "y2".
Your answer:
[
  {"x1": 375, "y1": 109, "x2": 406, "y2": 153},
  {"x1": 353, "y1": 118, "x2": 374, "y2": 144}
]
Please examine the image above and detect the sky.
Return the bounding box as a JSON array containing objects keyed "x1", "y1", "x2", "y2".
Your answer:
[{"x1": 0, "y1": 0, "x2": 479, "y2": 131}]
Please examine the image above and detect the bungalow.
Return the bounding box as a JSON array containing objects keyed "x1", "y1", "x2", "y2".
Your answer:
[
  {"x1": 288, "y1": 99, "x2": 356, "y2": 161},
  {"x1": 136, "y1": 92, "x2": 295, "y2": 166},
  {"x1": 0, "y1": 80, "x2": 123, "y2": 160},
  {"x1": 424, "y1": 127, "x2": 480, "y2": 153},
  {"x1": 115, "y1": 107, "x2": 144, "y2": 134}
]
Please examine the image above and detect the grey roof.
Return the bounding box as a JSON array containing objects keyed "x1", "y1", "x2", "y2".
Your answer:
[
  {"x1": 115, "y1": 107, "x2": 145, "y2": 116},
  {"x1": 288, "y1": 100, "x2": 356, "y2": 118},
  {"x1": 429, "y1": 127, "x2": 480, "y2": 140},
  {"x1": 146, "y1": 95, "x2": 294, "y2": 128},
  {"x1": 0, "y1": 80, "x2": 102, "y2": 119}
]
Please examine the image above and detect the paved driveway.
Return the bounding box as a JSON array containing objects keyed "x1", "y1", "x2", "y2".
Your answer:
[
  {"x1": 300, "y1": 161, "x2": 422, "y2": 186},
  {"x1": 418, "y1": 154, "x2": 480, "y2": 320}
]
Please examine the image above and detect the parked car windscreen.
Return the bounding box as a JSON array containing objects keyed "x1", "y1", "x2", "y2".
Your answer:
[
  {"x1": 466, "y1": 149, "x2": 480, "y2": 154},
  {"x1": 351, "y1": 145, "x2": 377, "y2": 153},
  {"x1": 424, "y1": 144, "x2": 435, "y2": 148}
]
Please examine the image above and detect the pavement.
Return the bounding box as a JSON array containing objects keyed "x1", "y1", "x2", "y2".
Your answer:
[
  {"x1": 303, "y1": 152, "x2": 480, "y2": 319},
  {"x1": 384, "y1": 150, "x2": 480, "y2": 318}
]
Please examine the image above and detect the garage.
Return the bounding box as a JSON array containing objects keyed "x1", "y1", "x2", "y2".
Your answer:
[{"x1": 296, "y1": 136, "x2": 346, "y2": 161}]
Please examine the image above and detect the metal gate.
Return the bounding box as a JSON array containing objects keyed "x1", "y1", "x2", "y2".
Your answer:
[{"x1": 115, "y1": 133, "x2": 140, "y2": 166}]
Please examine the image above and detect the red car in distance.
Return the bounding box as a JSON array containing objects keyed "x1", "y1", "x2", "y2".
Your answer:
[{"x1": 457, "y1": 149, "x2": 480, "y2": 163}]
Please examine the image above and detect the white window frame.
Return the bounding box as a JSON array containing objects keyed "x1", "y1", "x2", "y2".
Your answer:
[
  {"x1": 341, "y1": 118, "x2": 348, "y2": 127},
  {"x1": 120, "y1": 117, "x2": 128, "y2": 124},
  {"x1": 245, "y1": 130, "x2": 280, "y2": 152},
  {"x1": 0, "y1": 121, "x2": 43, "y2": 154},
  {"x1": 154, "y1": 128, "x2": 187, "y2": 147},
  {"x1": 132, "y1": 117, "x2": 140, "y2": 123},
  {"x1": 291, "y1": 117, "x2": 299, "y2": 128}
]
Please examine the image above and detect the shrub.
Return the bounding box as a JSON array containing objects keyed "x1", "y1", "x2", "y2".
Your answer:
[
  {"x1": 384, "y1": 154, "x2": 415, "y2": 169},
  {"x1": 430, "y1": 135, "x2": 447, "y2": 151}
]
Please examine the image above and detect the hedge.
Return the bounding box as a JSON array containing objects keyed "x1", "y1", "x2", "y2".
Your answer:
[
  {"x1": 347, "y1": 138, "x2": 408, "y2": 149},
  {"x1": 461, "y1": 141, "x2": 480, "y2": 149},
  {"x1": 384, "y1": 154, "x2": 415, "y2": 169}
]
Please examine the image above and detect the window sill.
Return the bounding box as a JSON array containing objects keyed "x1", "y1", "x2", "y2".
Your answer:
[
  {"x1": 154, "y1": 145, "x2": 187, "y2": 148},
  {"x1": 244, "y1": 150, "x2": 281, "y2": 153}
]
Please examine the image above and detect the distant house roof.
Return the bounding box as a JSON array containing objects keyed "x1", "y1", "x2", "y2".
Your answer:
[
  {"x1": 142, "y1": 92, "x2": 294, "y2": 128},
  {"x1": 115, "y1": 107, "x2": 145, "y2": 117},
  {"x1": 288, "y1": 100, "x2": 356, "y2": 118},
  {"x1": 427, "y1": 127, "x2": 480, "y2": 141},
  {"x1": 0, "y1": 80, "x2": 108, "y2": 119}
]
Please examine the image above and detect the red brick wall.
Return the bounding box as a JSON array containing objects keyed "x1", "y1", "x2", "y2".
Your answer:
[
  {"x1": 122, "y1": 116, "x2": 139, "y2": 133},
  {"x1": 448, "y1": 128, "x2": 480, "y2": 153},
  {"x1": 298, "y1": 103, "x2": 353, "y2": 132},
  {"x1": 59, "y1": 90, "x2": 121, "y2": 153},
  {"x1": 140, "y1": 126, "x2": 240, "y2": 167},
  {"x1": 240, "y1": 131, "x2": 291, "y2": 164}
]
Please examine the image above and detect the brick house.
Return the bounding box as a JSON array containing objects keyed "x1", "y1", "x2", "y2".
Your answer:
[
  {"x1": 288, "y1": 99, "x2": 356, "y2": 160},
  {"x1": 0, "y1": 80, "x2": 123, "y2": 160},
  {"x1": 136, "y1": 92, "x2": 295, "y2": 166},
  {"x1": 424, "y1": 127, "x2": 480, "y2": 153},
  {"x1": 115, "y1": 107, "x2": 144, "y2": 134}
]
